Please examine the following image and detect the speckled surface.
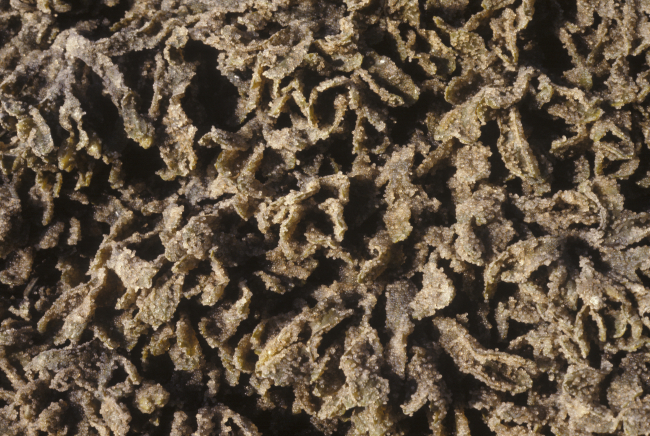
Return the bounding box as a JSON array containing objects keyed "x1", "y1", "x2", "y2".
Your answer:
[{"x1": 1, "y1": 1, "x2": 650, "y2": 435}]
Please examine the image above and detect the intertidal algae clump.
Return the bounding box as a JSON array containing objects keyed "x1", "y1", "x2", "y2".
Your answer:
[{"x1": 1, "y1": 0, "x2": 650, "y2": 435}]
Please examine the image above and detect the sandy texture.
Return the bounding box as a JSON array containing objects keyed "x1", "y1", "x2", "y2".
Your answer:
[{"x1": 1, "y1": 0, "x2": 650, "y2": 435}]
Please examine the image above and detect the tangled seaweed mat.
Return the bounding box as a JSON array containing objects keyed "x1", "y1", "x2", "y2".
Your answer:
[{"x1": 1, "y1": 0, "x2": 650, "y2": 434}]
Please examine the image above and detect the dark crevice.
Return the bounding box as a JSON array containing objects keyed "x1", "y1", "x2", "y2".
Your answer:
[
  {"x1": 482, "y1": 120, "x2": 507, "y2": 183},
  {"x1": 182, "y1": 40, "x2": 240, "y2": 136},
  {"x1": 113, "y1": 49, "x2": 156, "y2": 115},
  {"x1": 74, "y1": 67, "x2": 128, "y2": 158},
  {"x1": 519, "y1": 0, "x2": 573, "y2": 83},
  {"x1": 55, "y1": 0, "x2": 133, "y2": 39},
  {"x1": 465, "y1": 408, "x2": 496, "y2": 436},
  {"x1": 388, "y1": 92, "x2": 434, "y2": 146}
]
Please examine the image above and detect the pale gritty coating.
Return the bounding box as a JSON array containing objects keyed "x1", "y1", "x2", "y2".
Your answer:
[{"x1": 0, "y1": 0, "x2": 650, "y2": 435}]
